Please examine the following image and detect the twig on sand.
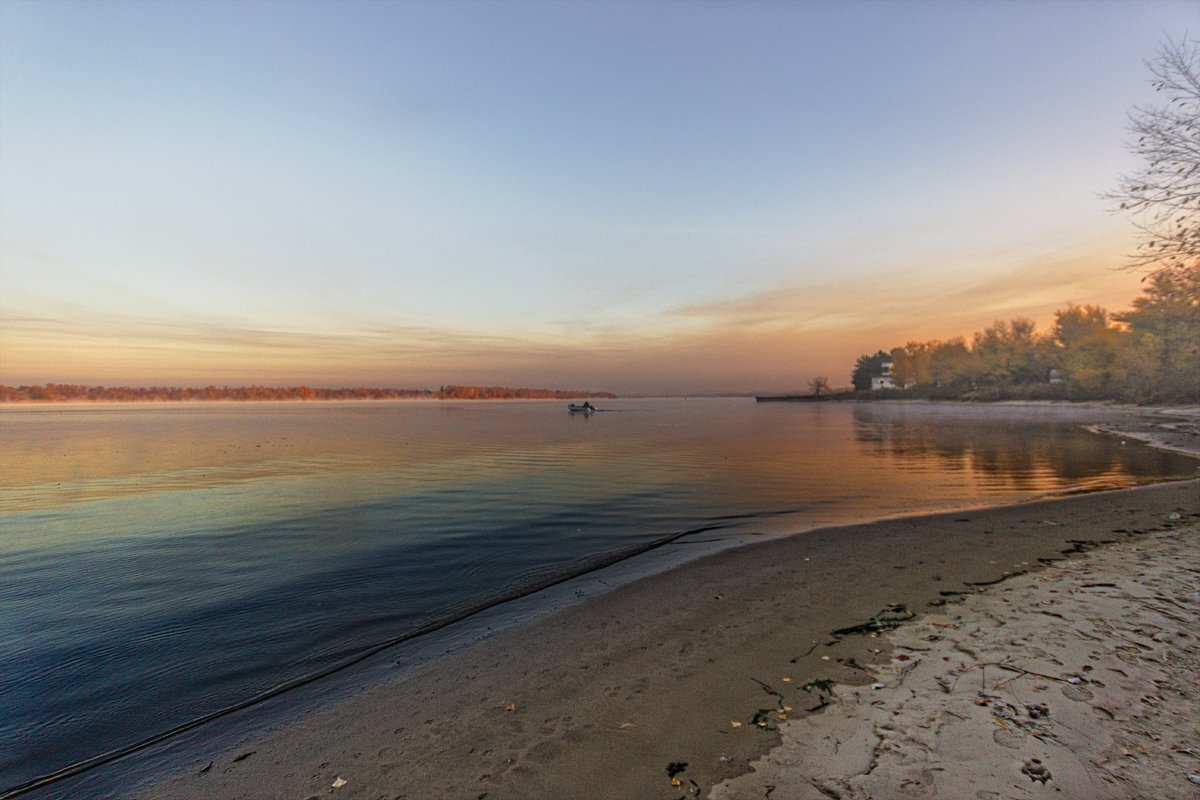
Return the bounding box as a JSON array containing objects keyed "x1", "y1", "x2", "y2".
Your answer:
[
  {"x1": 750, "y1": 678, "x2": 785, "y2": 703},
  {"x1": 950, "y1": 662, "x2": 1072, "y2": 694},
  {"x1": 790, "y1": 641, "x2": 821, "y2": 663}
]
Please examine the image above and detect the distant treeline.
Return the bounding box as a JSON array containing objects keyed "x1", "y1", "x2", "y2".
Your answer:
[
  {"x1": 851, "y1": 266, "x2": 1198, "y2": 404},
  {"x1": 0, "y1": 384, "x2": 618, "y2": 403}
]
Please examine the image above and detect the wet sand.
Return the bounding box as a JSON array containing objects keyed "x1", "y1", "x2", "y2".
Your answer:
[{"x1": 137, "y1": 454, "x2": 1199, "y2": 800}]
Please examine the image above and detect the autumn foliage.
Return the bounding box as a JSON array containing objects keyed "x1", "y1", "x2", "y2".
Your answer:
[{"x1": 851, "y1": 266, "x2": 1199, "y2": 404}]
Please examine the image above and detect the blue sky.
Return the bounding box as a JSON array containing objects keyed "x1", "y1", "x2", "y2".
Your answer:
[{"x1": 1, "y1": 0, "x2": 1196, "y2": 394}]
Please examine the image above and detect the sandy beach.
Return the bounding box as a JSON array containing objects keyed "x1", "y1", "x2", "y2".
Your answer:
[
  {"x1": 712, "y1": 508, "x2": 1199, "y2": 800},
  {"x1": 132, "y1": 407, "x2": 1199, "y2": 800}
]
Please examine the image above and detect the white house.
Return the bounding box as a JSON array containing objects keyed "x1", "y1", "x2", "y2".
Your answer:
[{"x1": 871, "y1": 359, "x2": 897, "y2": 390}]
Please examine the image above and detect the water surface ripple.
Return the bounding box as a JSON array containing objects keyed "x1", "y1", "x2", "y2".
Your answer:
[{"x1": 1, "y1": 399, "x2": 1195, "y2": 796}]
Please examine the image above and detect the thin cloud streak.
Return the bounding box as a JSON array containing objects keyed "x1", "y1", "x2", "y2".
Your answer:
[{"x1": 0, "y1": 239, "x2": 1147, "y2": 395}]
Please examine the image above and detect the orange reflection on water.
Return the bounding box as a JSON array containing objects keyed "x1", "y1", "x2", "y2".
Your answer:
[{"x1": 1, "y1": 399, "x2": 1194, "y2": 522}]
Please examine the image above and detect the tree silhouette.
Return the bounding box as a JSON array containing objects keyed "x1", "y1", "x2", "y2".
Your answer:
[{"x1": 1107, "y1": 36, "x2": 1200, "y2": 275}]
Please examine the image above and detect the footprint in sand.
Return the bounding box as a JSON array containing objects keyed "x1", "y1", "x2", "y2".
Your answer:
[
  {"x1": 1116, "y1": 648, "x2": 1143, "y2": 664},
  {"x1": 992, "y1": 728, "x2": 1024, "y2": 749},
  {"x1": 1061, "y1": 682, "x2": 1094, "y2": 701}
]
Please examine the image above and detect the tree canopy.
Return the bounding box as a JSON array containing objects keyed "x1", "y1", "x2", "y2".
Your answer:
[{"x1": 850, "y1": 266, "x2": 1199, "y2": 404}]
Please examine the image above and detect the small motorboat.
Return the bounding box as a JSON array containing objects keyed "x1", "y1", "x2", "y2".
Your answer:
[{"x1": 568, "y1": 402, "x2": 596, "y2": 414}]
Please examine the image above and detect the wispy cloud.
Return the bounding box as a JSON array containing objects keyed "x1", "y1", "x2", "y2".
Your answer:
[{"x1": 0, "y1": 237, "x2": 1149, "y2": 395}]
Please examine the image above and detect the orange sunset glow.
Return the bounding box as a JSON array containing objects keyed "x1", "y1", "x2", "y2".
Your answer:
[{"x1": 0, "y1": 2, "x2": 1190, "y2": 395}]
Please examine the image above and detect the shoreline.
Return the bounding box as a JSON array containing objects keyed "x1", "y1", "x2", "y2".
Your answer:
[
  {"x1": 712, "y1": 516, "x2": 1199, "y2": 799},
  {"x1": 707, "y1": 401, "x2": 1200, "y2": 799},
  {"x1": 30, "y1": 407, "x2": 1180, "y2": 800},
  {"x1": 133, "y1": 475, "x2": 1199, "y2": 800}
]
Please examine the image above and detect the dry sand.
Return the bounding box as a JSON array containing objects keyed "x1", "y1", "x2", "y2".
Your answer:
[
  {"x1": 711, "y1": 517, "x2": 1200, "y2": 800},
  {"x1": 135, "y1": 408, "x2": 1199, "y2": 800}
]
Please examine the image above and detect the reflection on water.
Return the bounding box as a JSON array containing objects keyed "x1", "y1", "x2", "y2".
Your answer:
[
  {"x1": 850, "y1": 403, "x2": 1189, "y2": 493},
  {"x1": 0, "y1": 399, "x2": 1195, "y2": 798}
]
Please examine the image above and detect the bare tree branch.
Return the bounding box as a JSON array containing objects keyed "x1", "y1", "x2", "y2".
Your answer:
[{"x1": 1105, "y1": 36, "x2": 1200, "y2": 274}]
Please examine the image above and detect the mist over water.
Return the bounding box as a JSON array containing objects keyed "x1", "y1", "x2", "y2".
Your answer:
[{"x1": 1, "y1": 398, "x2": 1194, "y2": 797}]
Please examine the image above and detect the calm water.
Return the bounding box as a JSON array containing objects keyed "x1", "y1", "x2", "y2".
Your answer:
[{"x1": 1, "y1": 398, "x2": 1195, "y2": 797}]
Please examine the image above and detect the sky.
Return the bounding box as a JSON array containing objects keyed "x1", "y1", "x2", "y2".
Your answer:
[{"x1": 1, "y1": 0, "x2": 1197, "y2": 396}]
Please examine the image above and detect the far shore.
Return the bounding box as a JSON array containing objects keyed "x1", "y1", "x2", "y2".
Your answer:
[
  {"x1": 0, "y1": 384, "x2": 618, "y2": 404},
  {"x1": 130, "y1": 405, "x2": 1199, "y2": 800}
]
